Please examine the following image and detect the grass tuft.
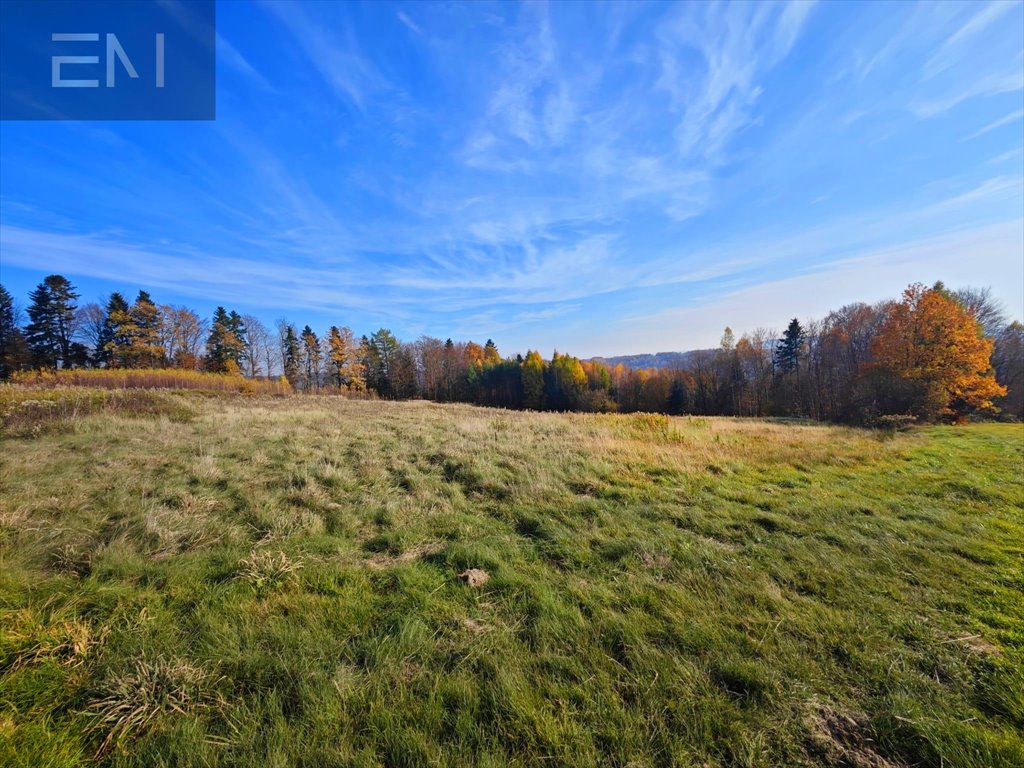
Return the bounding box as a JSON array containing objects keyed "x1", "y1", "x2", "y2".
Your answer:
[
  {"x1": 85, "y1": 657, "x2": 223, "y2": 756},
  {"x1": 235, "y1": 550, "x2": 303, "y2": 593}
]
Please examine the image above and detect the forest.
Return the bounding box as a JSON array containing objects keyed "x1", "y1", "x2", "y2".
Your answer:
[{"x1": 1, "y1": 275, "x2": 1021, "y2": 425}]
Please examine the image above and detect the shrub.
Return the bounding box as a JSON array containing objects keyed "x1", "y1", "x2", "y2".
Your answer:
[
  {"x1": 10, "y1": 368, "x2": 291, "y2": 395},
  {"x1": 0, "y1": 387, "x2": 194, "y2": 436}
]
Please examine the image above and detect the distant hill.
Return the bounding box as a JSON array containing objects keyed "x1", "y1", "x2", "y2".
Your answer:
[{"x1": 591, "y1": 350, "x2": 714, "y2": 370}]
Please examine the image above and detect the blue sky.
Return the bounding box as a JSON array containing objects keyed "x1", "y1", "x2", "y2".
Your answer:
[{"x1": 1, "y1": 0, "x2": 1022, "y2": 357}]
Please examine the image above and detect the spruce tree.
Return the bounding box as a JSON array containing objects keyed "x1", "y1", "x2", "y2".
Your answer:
[
  {"x1": 203, "y1": 308, "x2": 247, "y2": 373},
  {"x1": 300, "y1": 325, "x2": 321, "y2": 390},
  {"x1": 97, "y1": 293, "x2": 130, "y2": 367},
  {"x1": 775, "y1": 318, "x2": 805, "y2": 374},
  {"x1": 24, "y1": 275, "x2": 79, "y2": 368},
  {"x1": 483, "y1": 339, "x2": 501, "y2": 365},
  {"x1": 281, "y1": 324, "x2": 302, "y2": 387},
  {"x1": 129, "y1": 291, "x2": 164, "y2": 367}
]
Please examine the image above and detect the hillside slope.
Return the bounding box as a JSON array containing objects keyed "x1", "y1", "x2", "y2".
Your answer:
[
  {"x1": 2, "y1": 392, "x2": 1022, "y2": 767},
  {"x1": 592, "y1": 349, "x2": 713, "y2": 370}
]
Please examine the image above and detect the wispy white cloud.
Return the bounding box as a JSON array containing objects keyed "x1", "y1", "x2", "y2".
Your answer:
[
  {"x1": 986, "y1": 147, "x2": 1024, "y2": 166},
  {"x1": 593, "y1": 219, "x2": 1024, "y2": 356},
  {"x1": 3, "y1": 1, "x2": 1022, "y2": 356},
  {"x1": 216, "y1": 34, "x2": 275, "y2": 91},
  {"x1": 260, "y1": 0, "x2": 387, "y2": 111},
  {"x1": 911, "y1": 67, "x2": 1024, "y2": 118},
  {"x1": 962, "y1": 108, "x2": 1024, "y2": 141},
  {"x1": 396, "y1": 10, "x2": 423, "y2": 37},
  {"x1": 922, "y1": 1, "x2": 1018, "y2": 80}
]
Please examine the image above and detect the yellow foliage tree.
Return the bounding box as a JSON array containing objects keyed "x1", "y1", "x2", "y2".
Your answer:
[
  {"x1": 327, "y1": 325, "x2": 365, "y2": 391},
  {"x1": 869, "y1": 283, "x2": 1006, "y2": 421}
]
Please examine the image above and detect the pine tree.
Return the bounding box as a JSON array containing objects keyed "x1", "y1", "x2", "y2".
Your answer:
[{"x1": 24, "y1": 275, "x2": 79, "y2": 368}]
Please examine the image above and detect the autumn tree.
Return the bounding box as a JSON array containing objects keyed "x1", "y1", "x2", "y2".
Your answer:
[
  {"x1": 75, "y1": 302, "x2": 107, "y2": 363},
  {"x1": 736, "y1": 328, "x2": 774, "y2": 416},
  {"x1": 242, "y1": 315, "x2": 273, "y2": 378},
  {"x1": 326, "y1": 325, "x2": 366, "y2": 390},
  {"x1": 952, "y1": 286, "x2": 1007, "y2": 338},
  {"x1": 714, "y1": 327, "x2": 743, "y2": 415},
  {"x1": 546, "y1": 351, "x2": 588, "y2": 410},
  {"x1": 125, "y1": 291, "x2": 164, "y2": 367},
  {"x1": 25, "y1": 275, "x2": 79, "y2": 368},
  {"x1": 483, "y1": 339, "x2": 501, "y2": 365},
  {"x1": 521, "y1": 350, "x2": 545, "y2": 410},
  {"x1": 415, "y1": 336, "x2": 446, "y2": 400},
  {"x1": 868, "y1": 283, "x2": 1006, "y2": 421},
  {"x1": 391, "y1": 344, "x2": 419, "y2": 399},
  {"x1": 162, "y1": 306, "x2": 207, "y2": 369}
]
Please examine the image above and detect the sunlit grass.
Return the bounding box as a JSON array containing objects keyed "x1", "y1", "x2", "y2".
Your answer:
[{"x1": 1, "y1": 392, "x2": 1021, "y2": 766}]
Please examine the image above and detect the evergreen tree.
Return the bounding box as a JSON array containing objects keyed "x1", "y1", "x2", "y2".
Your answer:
[
  {"x1": 300, "y1": 325, "x2": 322, "y2": 390},
  {"x1": 24, "y1": 275, "x2": 79, "y2": 368},
  {"x1": 775, "y1": 318, "x2": 805, "y2": 374},
  {"x1": 205, "y1": 307, "x2": 246, "y2": 373},
  {"x1": 98, "y1": 292, "x2": 130, "y2": 367},
  {"x1": 483, "y1": 339, "x2": 501, "y2": 365},
  {"x1": 368, "y1": 328, "x2": 400, "y2": 397},
  {"x1": 667, "y1": 377, "x2": 689, "y2": 415},
  {"x1": 281, "y1": 324, "x2": 302, "y2": 387},
  {"x1": 128, "y1": 290, "x2": 164, "y2": 367},
  {"x1": 0, "y1": 284, "x2": 29, "y2": 378}
]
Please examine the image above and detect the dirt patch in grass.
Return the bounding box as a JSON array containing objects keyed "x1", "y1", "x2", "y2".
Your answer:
[
  {"x1": 459, "y1": 568, "x2": 491, "y2": 588},
  {"x1": 807, "y1": 703, "x2": 903, "y2": 768},
  {"x1": 365, "y1": 541, "x2": 445, "y2": 569}
]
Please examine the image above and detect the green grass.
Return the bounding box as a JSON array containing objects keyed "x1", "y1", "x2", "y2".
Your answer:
[{"x1": 1, "y1": 391, "x2": 1022, "y2": 767}]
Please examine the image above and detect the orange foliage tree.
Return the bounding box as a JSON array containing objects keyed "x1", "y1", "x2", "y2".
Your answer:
[{"x1": 869, "y1": 283, "x2": 1005, "y2": 421}]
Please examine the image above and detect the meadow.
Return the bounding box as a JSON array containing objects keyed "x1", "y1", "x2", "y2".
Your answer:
[{"x1": 1, "y1": 387, "x2": 1022, "y2": 767}]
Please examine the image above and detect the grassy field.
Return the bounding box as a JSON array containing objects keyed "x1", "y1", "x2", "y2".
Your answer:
[{"x1": 1, "y1": 389, "x2": 1022, "y2": 767}]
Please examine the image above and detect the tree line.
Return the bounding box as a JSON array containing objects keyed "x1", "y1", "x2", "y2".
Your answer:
[{"x1": 1, "y1": 275, "x2": 1021, "y2": 424}]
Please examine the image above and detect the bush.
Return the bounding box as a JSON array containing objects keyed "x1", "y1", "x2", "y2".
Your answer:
[{"x1": 10, "y1": 368, "x2": 291, "y2": 395}]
